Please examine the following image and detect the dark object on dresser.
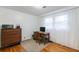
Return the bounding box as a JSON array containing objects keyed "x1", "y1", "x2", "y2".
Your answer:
[
  {"x1": 2, "y1": 24, "x2": 14, "y2": 29},
  {"x1": 1, "y1": 28, "x2": 21, "y2": 48}
]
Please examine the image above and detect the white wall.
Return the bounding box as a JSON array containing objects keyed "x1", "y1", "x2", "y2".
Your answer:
[
  {"x1": 0, "y1": 7, "x2": 39, "y2": 41},
  {"x1": 39, "y1": 7, "x2": 79, "y2": 50}
]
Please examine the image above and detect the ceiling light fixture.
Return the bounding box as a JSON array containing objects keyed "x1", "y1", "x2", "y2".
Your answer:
[
  {"x1": 33, "y1": 6, "x2": 47, "y2": 9},
  {"x1": 42, "y1": 6, "x2": 47, "y2": 8}
]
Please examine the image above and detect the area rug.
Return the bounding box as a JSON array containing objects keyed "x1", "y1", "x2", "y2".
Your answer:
[{"x1": 21, "y1": 39, "x2": 50, "y2": 52}]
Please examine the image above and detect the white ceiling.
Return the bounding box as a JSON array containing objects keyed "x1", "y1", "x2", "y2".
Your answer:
[{"x1": 2, "y1": 6, "x2": 70, "y2": 16}]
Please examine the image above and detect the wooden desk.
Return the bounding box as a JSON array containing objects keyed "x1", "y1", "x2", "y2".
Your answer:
[{"x1": 33, "y1": 31, "x2": 50, "y2": 44}]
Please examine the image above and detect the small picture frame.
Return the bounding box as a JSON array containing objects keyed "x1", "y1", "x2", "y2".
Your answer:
[{"x1": 16, "y1": 26, "x2": 20, "y2": 28}]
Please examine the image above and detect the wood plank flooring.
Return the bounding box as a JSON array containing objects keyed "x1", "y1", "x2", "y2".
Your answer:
[
  {"x1": 0, "y1": 43, "x2": 78, "y2": 52},
  {"x1": 0, "y1": 44, "x2": 26, "y2": 52},
  {"x1": 41, "y1": 43, "x2": 79, "y2": 52}
]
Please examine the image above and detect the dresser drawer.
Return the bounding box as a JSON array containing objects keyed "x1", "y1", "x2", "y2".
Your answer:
[{"x1": 1, "y1": 28, "x2": 21, "y2": 48}]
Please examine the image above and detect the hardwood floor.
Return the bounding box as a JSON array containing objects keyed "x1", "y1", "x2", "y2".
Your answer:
[
  {"x1": 0, "y1": 44, "x2": 26, "y2": 52},
  {"x1": 0, "y1": 42, "x2": 78, "y2": 52},
  {"x1": 41, "y1": 43, "x2": 79, "y2": 52}
]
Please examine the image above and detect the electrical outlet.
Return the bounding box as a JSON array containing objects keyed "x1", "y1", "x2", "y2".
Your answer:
[{"x1": 24, "y1": 37, "x2": 26, "y2": 39}]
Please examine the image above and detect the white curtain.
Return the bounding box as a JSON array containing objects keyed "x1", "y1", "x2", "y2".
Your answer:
[
  {"x1": 54, "y1": 14, "x2": 69, "y2": 46},
  {"x1": 43, "y1": 14, "x2": 69, "y2": 46},
  {"x1": 43, "y1": 17, "x2": 55, "y2": 41}
]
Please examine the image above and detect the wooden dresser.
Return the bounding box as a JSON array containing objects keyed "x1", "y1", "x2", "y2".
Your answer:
[{"x1": 1, "y1": 28, "x2": 21, "y2": 48}]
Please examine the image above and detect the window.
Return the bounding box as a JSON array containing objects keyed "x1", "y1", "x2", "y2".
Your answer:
[
  {"x1": 55, "y1": 14, "x2": 68, "y2": 30},
  {"x1": 44, "y1": 17, "x2": 53, "y2": 30},
  {"x1": 43, "y1": 14, "x2": 68, "y2": 31}
]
